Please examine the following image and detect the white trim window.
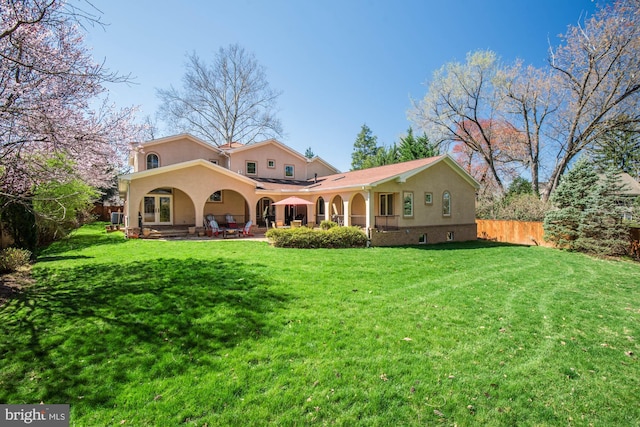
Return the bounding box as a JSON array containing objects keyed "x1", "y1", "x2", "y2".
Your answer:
[
  {"x1": 425, "y1": 192, "x2": 433, "y2": 204},
  {"x1": 442, "y1": 191, "x2": 451, "y2": 216},
  {"x1": 284, "y1": 164, "x2": 294, "y2": 178},
  {"x1": 146, "y1": 153, "x2": 159, "y2": 170},
  {"x1": 246, "y1": 161, "x2": 257, "y2": 175},
  {"x1": 403, "y1": 191, "x2": 414, "y2": 217}
]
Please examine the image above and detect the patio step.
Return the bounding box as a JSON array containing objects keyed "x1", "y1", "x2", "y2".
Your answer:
[{"x1": 145, "y1": 229, "x2": 190, "y2": 239}]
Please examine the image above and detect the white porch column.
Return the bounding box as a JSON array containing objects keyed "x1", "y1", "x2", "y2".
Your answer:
[
  {"x1": 342, "y1": 198, "x2": 350, "y2": 227},
  {"x1": 324, "y1": 199, "x2": 330, "y2": 222},
  {"x1": 364, "y1": 191, "x2": 371, "y2": 230}
]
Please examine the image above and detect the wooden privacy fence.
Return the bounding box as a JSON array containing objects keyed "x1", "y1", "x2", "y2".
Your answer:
[
  {"x1": 477, "y1": 220, "x2": 640, "y2": 256},
  {"x1": 476, "y1": 219, "x2": 554, "y2": 247}
]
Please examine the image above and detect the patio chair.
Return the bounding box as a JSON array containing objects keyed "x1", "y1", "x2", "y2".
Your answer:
[
  {"x1": 225, "y1": 214, "x2": 237, "y2": 229},
  {"x1": 205, "y1": 214, "x2": 220, "y2": 237},
  {"x1": 241, "y1": 220, "x2": 254, "y2": 237}
]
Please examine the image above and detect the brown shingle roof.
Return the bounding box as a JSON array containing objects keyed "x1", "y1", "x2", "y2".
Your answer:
[{"x1": 305, "y1": 156, "x2": 446, "y2": 191}]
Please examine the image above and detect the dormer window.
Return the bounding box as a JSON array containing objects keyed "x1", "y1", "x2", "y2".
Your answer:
[{"x1": 146, "y1": 153, "x2": 159, "y2": 169}]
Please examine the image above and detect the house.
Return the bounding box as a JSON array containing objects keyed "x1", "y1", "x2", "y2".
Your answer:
[
  {"x1": 118, "y1": 134, "x2": 479, "y2": 245},
  {"x1": 605, "y1": 172, "x2": 640, "y2": 221}
]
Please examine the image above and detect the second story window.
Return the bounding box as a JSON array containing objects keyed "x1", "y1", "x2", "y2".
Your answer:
[
  {"x1": 146, "y1": 153, "x2": 159, "y2": 169},
  {"x1": 246, "y1": 161, "x2": 257, "y2": 175},
  {"x1": 284, "y1": 164, "x2": 294, "y2": 178}
]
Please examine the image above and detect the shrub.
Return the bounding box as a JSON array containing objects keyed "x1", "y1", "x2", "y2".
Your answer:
[
  {"x1": 320, "y1": 220, "x2": 338, "y2": 230},
  {"x1": 266, "y1": 226, "x2": 367, "y2": 249},
  {"x1": 0, "y1": 247, "x2": 32, "y2": 273}
]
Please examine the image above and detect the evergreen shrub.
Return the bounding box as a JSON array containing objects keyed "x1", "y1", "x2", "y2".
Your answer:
[{"x1": 266, "y1": 226, "x2": 367, "y2": 248}]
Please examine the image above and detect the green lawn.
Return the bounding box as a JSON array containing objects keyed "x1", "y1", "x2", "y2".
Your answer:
[{"x1": 1, "y1": 223, "x2": 639, "y2": 426}]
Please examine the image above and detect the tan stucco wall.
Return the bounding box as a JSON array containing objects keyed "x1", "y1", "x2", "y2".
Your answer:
[
  {"x1": 307, "y1": 160, "x2": 339, "y2": 179},
  {"x1": 171, "y1": 189, "x2": 195, "y2": 225},
  {"x1": 126, "y1": 164, "x2": 258, "y2": 228},
  {"x1": 372, "y1": 161, "x2": 476, "y2": 228},
  {"x1": 135, "y1": 137, "x2": 223, "y2": 171}
]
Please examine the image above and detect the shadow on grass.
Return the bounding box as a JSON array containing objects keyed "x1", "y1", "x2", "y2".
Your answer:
[
  {"x1": 37, "y1": 223, "x2": 126, "y2": 257},
  {"x1": 0, "y1": 257, "x2": 288, "y2": 407},
  {"x1": 403, "y1": 239, "x2": 535, "y2": 251}
]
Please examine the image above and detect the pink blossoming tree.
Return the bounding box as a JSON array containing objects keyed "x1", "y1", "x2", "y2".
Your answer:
[{"x1": 0, "y1": 0, "x2": 143, "y2": 246}]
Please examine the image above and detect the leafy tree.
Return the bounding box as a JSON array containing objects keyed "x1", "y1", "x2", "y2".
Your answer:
[
  {"x1": 574, "y1": 168, "x2": 630, "y2": 256},
  {"x1": 476, "y1": 178, "x2": 550, "y2": 222},
  {"x1": 351, "y1": 124, "x2": 379, "y2": 170},
  {"x1": 34, "y1": 178, "x2": 98, "y2": 245},
  {"x1": 158, "y1": 44, "x2": 283, "y2": 146},
  {"x1": 505, "y1": 177, "x2": 534, "y2": 200},
  {"x1": 541, "y1": 0, "x2": 640, "y2": 200},
  {"x1": 0, "y1": 0, "x2": 141, "y2": 248},
  {"x1": 410, "y1": 51, "x2": 515, "y2": 193},
  {"x1": 398, "y1": 127, "x2": 439, "y2": 162},
  {"x1": 412, "y1": 0, "x2": 640, "y2": 201}
]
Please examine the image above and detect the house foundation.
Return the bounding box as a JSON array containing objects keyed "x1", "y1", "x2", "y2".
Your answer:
[{"x1": 369, "y1": 223, "x2": 477, "y2": 247}]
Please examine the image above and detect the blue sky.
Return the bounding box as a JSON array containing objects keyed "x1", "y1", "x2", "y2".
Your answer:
[{"x1": 86, "y1": 0, "x2": 600, "y2": 172}]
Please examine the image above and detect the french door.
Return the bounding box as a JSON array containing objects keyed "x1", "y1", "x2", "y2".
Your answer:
[{"x1": 143, "y1": 194, "x2": 172, "y2": 225}]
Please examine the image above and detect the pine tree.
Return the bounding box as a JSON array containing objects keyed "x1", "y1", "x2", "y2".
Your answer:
[
  {"x1": 574, "y1": 168, "x2": 630, "y2": 255},
  {"x1": 351, "y1": 124, "x2": 379, "y2": 170},
  {"x1": 591, "y1": 127, "x2": 640, "y2": 179},
  {"x1": 398, "y1": 127, "x2": 439, "y2": 162},
  {"x1": 543, "y1": 159, "x2": 598, "y2": 249},
  {"x1": 304, "y1": 147, "x2": 315, "y2": 159}
]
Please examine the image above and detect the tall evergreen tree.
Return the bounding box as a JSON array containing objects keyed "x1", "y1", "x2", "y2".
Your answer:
[
  {"x1": 351, "y1": 124, "x2": 379, "y2": 170},
  {"x1": 574, "y1": 168, "x2": 630, "y2": 256},
  {"x1": 362, "y1": 144, "x2": 399, "y2": 169},
  {"x1": 591, "y1": 127, "x2": 640, "y2": 179},
  {"x1": 543, "y1": 159, "x2": 598, "y2": 249},
  {"x1": 398, "y1": 127, "x2": 439, "y2": 162}
]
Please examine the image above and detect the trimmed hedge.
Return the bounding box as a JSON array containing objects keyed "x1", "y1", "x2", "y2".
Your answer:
[{"x1": 265, "y1": 226, "x2": 368, "y2": 248}]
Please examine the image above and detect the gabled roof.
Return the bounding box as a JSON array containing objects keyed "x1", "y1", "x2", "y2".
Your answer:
[
  {"x1": 598, "y1": 172, "x2": 640, "y2": 196},
  {"x1": 308, "y1": 155, "x2": 341, "y2": 174},
  {"x1": 301, "y1": 155, "x2": 479, "y2": 192},
  {"x1": 133, "y1": 133, "x2": 223, "y2": 154},
  {"x1": 120, "y1": 159, "x2": 257, "y2": 187},
  {"x1": 221, "y1": 138, "x2": 340, "y2": 173},
  {"x1": 218, "y1": 141, "x2": 245, "y2": 149},
  {"x1": 222, "y1": 138, "x2": 305, "y2": 159}
]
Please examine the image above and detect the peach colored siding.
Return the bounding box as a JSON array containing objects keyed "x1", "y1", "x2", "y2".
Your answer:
[
  {"x1": 135, "y1": 137, "x2": 222, "y2": 171},
  {"x1": 230, "y1": 144, "x2": 307, "y2": 180}
]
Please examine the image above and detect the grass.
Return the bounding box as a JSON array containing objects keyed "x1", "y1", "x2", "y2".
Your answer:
[{"x1": 0, "y1": 222, "x2": 639, "y2": 426}]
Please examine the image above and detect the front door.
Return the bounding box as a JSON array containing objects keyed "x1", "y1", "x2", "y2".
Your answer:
[{"x1": 143, "y1": 195, "x2": 172, "y2": 225}]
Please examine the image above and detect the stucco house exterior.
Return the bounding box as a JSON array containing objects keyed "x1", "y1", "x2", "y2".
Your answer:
[{"x1": 118, "y1": 133, "x2": 479, "y2": 245}]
